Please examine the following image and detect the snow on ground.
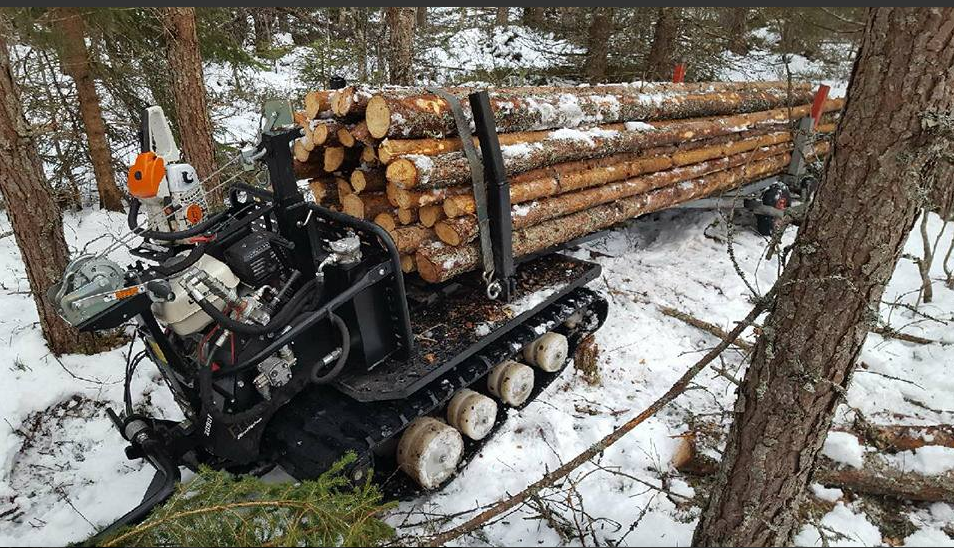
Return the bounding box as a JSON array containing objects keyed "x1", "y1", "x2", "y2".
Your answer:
[
  {"x1": 386, "y1": 209, "x2": 954, "y2": 546},
  {"x1": 1, "y1": 204, "x2": 953, "y2": 546}
]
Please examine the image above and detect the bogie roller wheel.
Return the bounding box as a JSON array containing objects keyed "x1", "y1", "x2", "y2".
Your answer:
[
  {"x1": 396, "y1": 417, "x2": 464, "y2": 489},
  {"x1": 446, "y1": 389, "x2": 498, "y2": 440},
  {"x1": 522, "y1": 332, "x2": 569, "y2": 372},
  {"x1": 756, "y1": 184, "x2": 791, "y2": 237},
  {"x1": 487, "y1": 360, "x2": 535, "y2": 407}
]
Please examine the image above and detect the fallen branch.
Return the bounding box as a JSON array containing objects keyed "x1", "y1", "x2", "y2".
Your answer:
[
  {"x1": 422, "y1": 288, "x2": 775, "y2": 546},
  {"x1": 657, "y1": 305, "x2": 754, "y2": 352},
  {"x1": 673, "y1": 427, "x2": 954, "y2": 503}
]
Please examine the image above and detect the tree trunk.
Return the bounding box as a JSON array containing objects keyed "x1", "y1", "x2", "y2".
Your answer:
[
  {"x1": 645, "y1": 7, "x2": 680, "y2": 81},
  {"x1": 693, "y1": 8, "x2": 954, "y2": 546},
  {"x1": 163, "y1": 7, "x2": 220, "y2": 203},
  {"x1": 0, "y1": 35, "x2": 103, "y2": 355},
  {"x1": 583, "y1": 8, "x2": 614, "y2": 84},
  {"x1": 494, "y1": 7, "x2": 509, "y2": 27},
  {"x1": 385, "y1": 7, "x2": 416, "y2": 86},
  {"x1": 251, "y1": 7, "x2": 276, "y2": 54},
  {"x1": 522, "y1": 7, "x2": 545, "y2": 27},
  {"x1": 723, "y1": 8, "x2": 749, "y2": 55},
  {"x1": 415, "y1": 6, "x2": 427, "y2": 29},
  {"x1": 51, "y1": 7, "x2": 124, "y2": 213}
]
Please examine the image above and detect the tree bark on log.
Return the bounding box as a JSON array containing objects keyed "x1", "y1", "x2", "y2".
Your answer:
[
  {"x1": 693, "y1": 8, "x2": 954, "y2": 546},
  {"x1": 350, "y1": 167, "x2": 386, "y2": 193},
  {"x1": 304, "y1": 90, "x2": 332, "y2": 119},
  {"x1": 365, "y1": 83, "x2": 816, "y2": 140},
  {"x1": 391, "y1": 225, "x2": 435, "y2": 254},
  {"x1": 433, "y1": 142, "x2": 824, "y2": 245},
  {"x1": 52, "y1": 8, "x2": 125, "y2": 213},
  {"x1": 417, "y1": 153, "x2": 791, "y2": 282},
  {"x1": 441, "y1": 128, "x2": 814, "y2": 218},
  {"x1": 386, "y1": 183, "x2": 472, "y2": 209},
  {"x1": 387, "y1": 100, "x2": 842, "y2": 189}
]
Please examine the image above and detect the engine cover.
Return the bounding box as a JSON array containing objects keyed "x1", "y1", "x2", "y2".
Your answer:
[{"x1": 154, "y1": 255, "x2": 240, "y2": 336}]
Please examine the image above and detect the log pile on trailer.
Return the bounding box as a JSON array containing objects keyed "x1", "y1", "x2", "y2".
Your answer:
[{"x1": 292, "y1": 82, "x2": 842, "y2": 282}]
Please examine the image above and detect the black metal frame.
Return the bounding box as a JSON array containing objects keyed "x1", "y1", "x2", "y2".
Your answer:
[{"x1": 469, "y1": 91, "x2": 516, "y2": 301}]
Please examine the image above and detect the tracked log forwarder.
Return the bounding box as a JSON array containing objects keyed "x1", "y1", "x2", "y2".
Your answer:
[{"x1": 48, "y1": 95, "x2": 609, "y2": 536}]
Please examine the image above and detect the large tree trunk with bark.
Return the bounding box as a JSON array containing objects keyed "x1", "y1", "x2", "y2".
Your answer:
[
  {"x1": 163, "y1": 7, "x2": 220, "y2": 203},
  {"x1": 51, "y1": 7, "x2": 125, "y2": 213},
  {"x1": 583, "y1": 8, "x2": 614, "y2": 83},
  {"x1": 494, "y1": 7, "x2": 509, "y2": 27},
  {"x1": 646, "y1": 7, "x2": 680, "y2": 81},
  {"x1": 522, "y1": 7, "x2": 545, "y2": 27},
  {"x1": 385, "y1": 7, "x2": 416, "y2": 86},
  {"x1": 0, "y1": 35, "x2": 103, "y2": 355},
  {"x1": 693, "y1": 8, "x2": 954, "y2": 546},
  {"x1": 723, "y1": 8, "x2": 749, "y2": 55}
]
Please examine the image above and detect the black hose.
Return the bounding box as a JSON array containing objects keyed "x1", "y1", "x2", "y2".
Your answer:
[
  {"x1": 195, "y1": 277, "x2": 321, "y2": 337},
  {"x1": 127, "y1": 197, "x2": 141, "y2": 231},
  {"x1": 311, "y1": 311, "x2": 350, "y2": 384},
  {"x1": 127, "y1": 197, "x2": 228, "y2": 241}
]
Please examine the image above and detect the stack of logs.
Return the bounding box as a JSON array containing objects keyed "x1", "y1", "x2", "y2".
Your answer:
[{"x1": 292, "y1": 82, "x2": 843, "y2": 283}]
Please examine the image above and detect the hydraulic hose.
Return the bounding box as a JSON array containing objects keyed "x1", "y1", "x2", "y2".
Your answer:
[
  {"x1": 311, "y1": 311, "x2": 350, "y2": 384},
  {"x1": 194, "y1": 277, "x2": 321, "y2": 337},
  {"x1": 127, "y1": 197, "x2": 228, "y2": 241}
]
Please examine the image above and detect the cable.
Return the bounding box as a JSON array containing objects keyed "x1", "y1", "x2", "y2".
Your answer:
[{"x1": 311, "y1": 311, "x2": 349, "y2": 384}]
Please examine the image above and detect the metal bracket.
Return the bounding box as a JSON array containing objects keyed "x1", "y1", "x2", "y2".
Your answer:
[{"x1": 424, "y1": 87, "x2": 506, "y2": 300}]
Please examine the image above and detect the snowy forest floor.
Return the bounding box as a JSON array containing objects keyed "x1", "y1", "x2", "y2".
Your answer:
[{"x1": 1, "y1": 203, "x2": 953, "y2": 546}]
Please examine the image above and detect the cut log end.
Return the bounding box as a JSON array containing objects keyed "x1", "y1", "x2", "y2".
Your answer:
[
  {"x1": 341, "y1": 193, "x2": 365, "y2": 218},
  {"x1": 400, "y1": 254, "x2": 416, "y2": 273},
  {"x1": 443, "y1": 195, "x2": 473, "y2": 218},
  {"x1": 419, "y1": 204, "x2": 446, "y2": 228},
  {"x1": 324, "y1": 147, "x2": 346, "y2": 172},
  {"x1": 361, "y1": 146, "x2": 378, "y2": 165},
  {"x1": 434, "y1": 221, "x2": 462, "y2": 246},
  {"x1": 337, "y1": 127, "x2": 356, "y2": 148},
  {"x1": 311, "y1": 124, "x2": 331, "y2": 146},
  {"x1": 293, "y1": 139, "x2": 311, "y2": 163},
  {"x1": 397, "y1": 207, "x2": 418, "y2": 225},
  {"x1": 374, "y1": 212, "x2": 397, "y2": 232},
  {"x1": 386, "y1": 157, "x2": 419, "y2": 188},
  {"x1": 366, "y1": 95, "x2": 391, "y2": 139}
]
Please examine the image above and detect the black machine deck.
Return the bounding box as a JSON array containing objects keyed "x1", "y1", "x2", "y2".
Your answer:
[{"x1": 334, "y1": 253, "x2": 602, "y2": 401}]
